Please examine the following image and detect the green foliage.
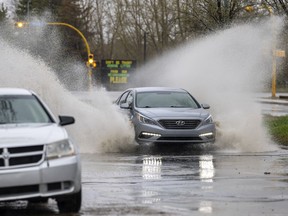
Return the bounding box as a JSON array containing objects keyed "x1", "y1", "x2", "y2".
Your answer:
[
  {"x1": 0, "y1": 3, "x2": 8, "y2": 23},
  {"x1": 52, "y1": 0, "x2": 87, "y2": 57},
  {"x1": 15, "y1": 0, "x2": 55, "y2": 20},
  {"x1": 264, "y1": 115, "x2": 288, "y2": 146}
]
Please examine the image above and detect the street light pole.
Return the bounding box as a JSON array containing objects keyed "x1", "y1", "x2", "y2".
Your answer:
[
  {"x1": 47, "y1": 22, "x2": 91, "y2": 57},
  {"x1": 267, "y1": 7, "x2": 277, "y2": 98},
  {"x1": 16, "y1": 21, "x2": 95, "y2": 90},
  {"x1": 47, "y1": 22, "x2": 94, "y2": 90}
]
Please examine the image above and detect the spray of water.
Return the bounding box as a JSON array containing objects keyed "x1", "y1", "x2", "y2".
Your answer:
[
  {"x1": 0, "y1": 18, "x2": 283, "y2": 153},
  {"x1": 132, "y1": 18, "x2": 283, "y2": 152},
  {"x1": 0, "y1": 38, "x2": 135, "y2": 153}
]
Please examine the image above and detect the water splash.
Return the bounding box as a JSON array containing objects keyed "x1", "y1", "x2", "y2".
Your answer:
[
  {"x1": 132, "y1": 19, "x2": 283, "y2": 152},
  {"x1": 0, "y1": 18, "x2": 283, "y2": 153},
  {"x1": 0, "y1": 39, "x2": 135, "y2": 153}
]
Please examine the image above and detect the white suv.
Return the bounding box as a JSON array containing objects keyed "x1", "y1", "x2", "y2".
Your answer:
[{"x1": 0, "y1": 88, "x2": 81, "y2": 213}]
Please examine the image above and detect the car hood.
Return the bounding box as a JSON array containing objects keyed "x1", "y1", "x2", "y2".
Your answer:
[
  {"x1": 136, "y1": 107, "x2": 209, "y2": 119},
  {"x1": 0, "y1": 123, "x2": 68, "y2": 146}
]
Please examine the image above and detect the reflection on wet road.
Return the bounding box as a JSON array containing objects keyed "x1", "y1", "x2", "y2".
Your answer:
[
  {"x1": 80, "y1": 145, "x2": 288, "y2": 216},
  {"x1": 1, "y1": 145, "x2": 288, "y2": 216}
]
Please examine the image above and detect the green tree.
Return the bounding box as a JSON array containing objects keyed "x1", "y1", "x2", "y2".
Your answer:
[
  {"x1": 10, "y1": 0, "x2": 288, "y2": 88},
  {"x1": 52, "y1": 0, "x2": 86, "y2": 58},
  {"x1": 15, "y1": 0, "x2": 54, "y2": 21},
  {"x1": 0, "y1": 3, "x2": 8, "y2": 23}
]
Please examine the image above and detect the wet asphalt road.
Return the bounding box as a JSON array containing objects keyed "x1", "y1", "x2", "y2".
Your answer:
[
  {"x1": 1, "y1": 144, "x2": 288, "y2": 216},
  {"x1": 1, "y1": 95, "x2": 288, "y2": 215}
]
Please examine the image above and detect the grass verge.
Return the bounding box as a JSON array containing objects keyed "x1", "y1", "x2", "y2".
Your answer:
[{"x1": 264, "y1": 115, "x2": 288, "y2": 146}]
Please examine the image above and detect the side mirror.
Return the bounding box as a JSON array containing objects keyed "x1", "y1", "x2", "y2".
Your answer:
[
  {"x1": 59, "y1": 116, "x2": 75, "y2": 126},
  {"x1": 201, "y1": 104, "x2": 210, "y2": 109},
  {"x1": 120, "y1": 102, "x2": 131, "y2": 109}
]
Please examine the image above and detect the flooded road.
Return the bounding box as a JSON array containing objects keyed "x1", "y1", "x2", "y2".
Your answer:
[{"x1": 1, "y1": 145, "x2": 288, "y2": 216}]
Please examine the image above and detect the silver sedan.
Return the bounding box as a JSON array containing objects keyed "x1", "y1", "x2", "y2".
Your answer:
[{"x1": 115, "y1": 87, "x2": 216, "y2": 144}]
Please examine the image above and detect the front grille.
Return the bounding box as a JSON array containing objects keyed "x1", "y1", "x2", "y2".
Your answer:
[
  {"x1": 0, "y1": 145, "x2": 44, "y2": 168},
  {"x1": 10, "y1": 155, "x2": 43, "y2": 166},
  {"x1": 158, "y1": 119, "x2": 201, "y2": 129},
  {"x1": 0, "y1": 182, "x2": 72, "y2": 198},
  {"x1": 0, "y1": 185, "x2": 39, "y2": 196},
  {"x1": 9, "y1": 145, "x2": 44, "y2": 154}
]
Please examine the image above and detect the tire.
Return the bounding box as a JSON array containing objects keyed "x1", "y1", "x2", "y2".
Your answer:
[{"x1": 56, "y1": 190, "x2": 82, "y2": 213}]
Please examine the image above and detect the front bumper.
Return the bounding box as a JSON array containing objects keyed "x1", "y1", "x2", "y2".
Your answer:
[
  {"x1": 135, "y1": 123, "x2": 216, "y2": 144},
  {"x1": 0, "y1": 156, "x2": 81, "y2": 202}
]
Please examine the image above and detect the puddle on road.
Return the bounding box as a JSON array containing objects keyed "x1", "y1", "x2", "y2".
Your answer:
[{"x1": 80, "y1": 148, "x2": 288, "y2": 216}]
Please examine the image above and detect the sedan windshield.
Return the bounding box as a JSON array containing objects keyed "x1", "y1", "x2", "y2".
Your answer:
[
  {"x1": 136, "y1": 91, "x2": 200, "y2": 108},
  {"x1": 0, "y1": 95, "x2": 52, "y2": 124}
]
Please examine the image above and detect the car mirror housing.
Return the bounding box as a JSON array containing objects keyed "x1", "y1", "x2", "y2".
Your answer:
[
  {"x1": 120, "y1": 102, "x2": 131, "y2": 109},
  {"x1": 59, "y1": 116, "x2": 75, "y2": 126},
  {"x1": 202, "y1": 104, "x2": 210, "y2": 109}
]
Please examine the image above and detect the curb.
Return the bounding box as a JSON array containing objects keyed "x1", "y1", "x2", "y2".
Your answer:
[{"x1": 256, "y1": 95, "x2": 288, "y2": 105}]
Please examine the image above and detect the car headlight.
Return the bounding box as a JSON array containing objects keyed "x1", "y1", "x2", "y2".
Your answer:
[
  {"x1": 46, "y1": 139, "x2": 75, "y2": 159},
  {"x1": 135, "y1": 112, "x2": 157, "y2": 125},
  {"x1": 204, "y1": 115, "x2": 213, "y2": 124}
]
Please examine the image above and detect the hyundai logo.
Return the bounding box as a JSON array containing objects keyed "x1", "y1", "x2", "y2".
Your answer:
[{"x1": 175, "y1": 120, "x2": 185, "y2": 126}]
